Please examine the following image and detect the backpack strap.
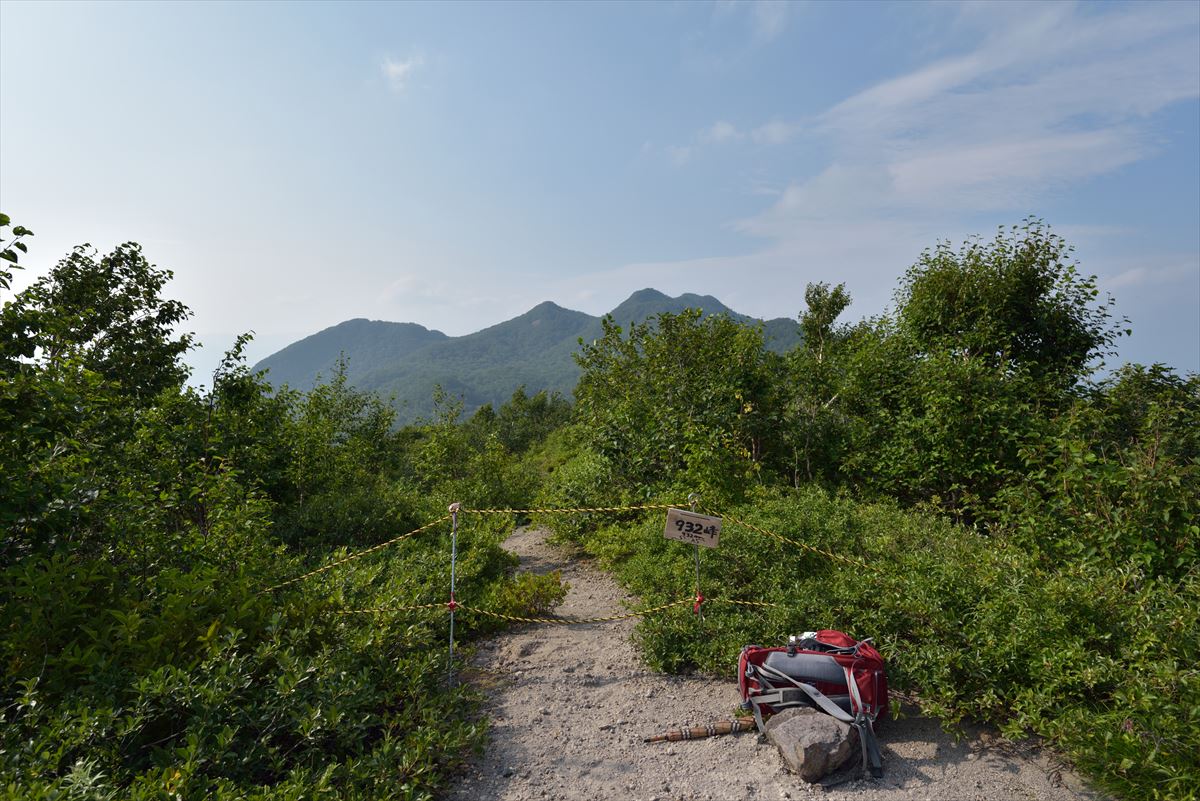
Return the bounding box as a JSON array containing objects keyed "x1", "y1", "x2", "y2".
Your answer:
[
  {"x1": 747, "y1": 660, "x2": 884, "y2": 778},
  {"x1": 843, "y1": 664, "x2": 884, "y2": 777},
  {"x1": 748, "y1": 684, "x2": 854, "y2": 727},
  {"x1": 856, "y1": 716, "x2": 883, "y2": 779}
]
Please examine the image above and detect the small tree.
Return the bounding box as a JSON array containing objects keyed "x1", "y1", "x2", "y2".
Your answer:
[
  {"x1": 842, "y1": 220, "x2": 1125, "y2": 520},
  {"x1": 1, "y1": 242, "x2": 192, "y2": 402},
  {"x1": 896, "y1": 218, "x2": 1125, "y2": 383},
  {"x1": 784, "y1": 282, "x2": 854, "y2": 487}
]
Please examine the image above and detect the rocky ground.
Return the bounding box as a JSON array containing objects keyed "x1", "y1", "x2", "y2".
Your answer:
[{"x1": 445, "y1": 527, "x2": 1104, "y2": 801}]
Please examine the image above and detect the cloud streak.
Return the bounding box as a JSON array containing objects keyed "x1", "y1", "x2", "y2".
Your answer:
[
  {"x1": 622, "y1": 3, "x2": 1199, "y2": 335},
  {"x1": 380, "y1": 54, "x2": 423, "y2": 92},
  {"x1": 803, "y1": 3, "x2": 1199, "y2": 214}
]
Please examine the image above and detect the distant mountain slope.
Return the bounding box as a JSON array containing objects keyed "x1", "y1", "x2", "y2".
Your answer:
[
  {"x1": 254, "y1": 289, "x2": 800, "y2": 422},
  {"x1": 254, "y1": 318, "x2": 449, "y2": 391}
]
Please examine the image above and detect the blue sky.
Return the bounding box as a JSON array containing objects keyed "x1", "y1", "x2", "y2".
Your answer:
[{"x1": 2, "y1": 0, "x2": 1197, "y2": 379}]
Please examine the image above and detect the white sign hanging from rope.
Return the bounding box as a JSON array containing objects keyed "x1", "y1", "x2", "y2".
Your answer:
[{"x1": 664, "y1": 508, "x2": 721, "y2": 548}]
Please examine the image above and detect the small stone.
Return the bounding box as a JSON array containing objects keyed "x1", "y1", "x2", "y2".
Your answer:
[
  {"x1": 539, "y1": 707, "x2": 551, "y2": 716},
  {"x1": 501, "y1": 767, "x2": 514, "y2": 777}
]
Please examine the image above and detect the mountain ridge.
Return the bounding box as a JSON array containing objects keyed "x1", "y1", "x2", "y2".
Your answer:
[{"x1": 253, "y1": 289, "x2": 801, "y2": 423}]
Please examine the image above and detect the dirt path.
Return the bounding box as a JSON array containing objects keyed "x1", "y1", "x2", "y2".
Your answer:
[{"x1": 446, "y1": 528, "x2": 1102, "y2": 801}]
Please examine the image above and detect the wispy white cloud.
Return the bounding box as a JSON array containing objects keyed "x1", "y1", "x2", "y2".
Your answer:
[
  {"x1": 750, "y1": 0, "x2": 789, "y2": 43},
  {"x1": 886, "y1": 129, "x2": 1146, "y2": 210},
  {"x1": 751, "y1": 119, "x2": 802, "y2": 145},
  {"x1": 744, "y1": 2, "x2": 1198, "y2": 222},
  {"x1": 711, "y1": 0, "x2": 791, "y2": 43},
  {"x1": 666, "y1": 144, "x2": 693, "y2": 167},
  {"x1": 627, "y1": 3, "x2": 1199, "y2": 327},
  {"x1": 1103, "y1": 259, "x2": 1197, "y2": 291},
  {"x1": 664, "y1": 115, "x2": 801, "y2": 165},
  {"x1": 380, "y1": 54, "x2": 423, "y2": 92},
  {"x1": 704, "y1": 120, "x2": 742, "y2": 143}
]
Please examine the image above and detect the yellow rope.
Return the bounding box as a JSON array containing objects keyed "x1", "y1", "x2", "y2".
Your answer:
[
  {"x1": 712, "y1": 599, "x2": 781, "y2": 609},
  {"x1": 457, "y1": 597, "x2": 691, "y2": 625},
  {"x1": 471, "y1": 503, "x2": 873, "y2": 572},
  {"x1": 714, "y1": 511, "x2": 876, "y2": 573},
  {"x1": 336, "y1": 603, "x2": 448, "y2": 615},
  {"x1": 261, "y1": 515, "x2": 450, "y2": 594},
  {"x1": 466, "y1": 504, "x2": 681, "y2": 515}
]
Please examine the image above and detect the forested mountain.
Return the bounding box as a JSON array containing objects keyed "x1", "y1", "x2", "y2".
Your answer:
[{"x1": 253, "y1": 288, "x2": 802, "y2": 421}]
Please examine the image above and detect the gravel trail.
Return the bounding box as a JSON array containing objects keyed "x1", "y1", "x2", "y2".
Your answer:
[{"x1": 445, "y1": 527, "x2": 1102, "y2": 801}]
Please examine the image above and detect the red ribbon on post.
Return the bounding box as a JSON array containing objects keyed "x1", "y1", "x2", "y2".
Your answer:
[{"x1": 693, "y1": 592, "x2": 705, "y2": 615}]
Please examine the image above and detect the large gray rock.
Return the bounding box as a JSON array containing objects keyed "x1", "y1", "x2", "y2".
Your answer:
[{"x1": 764, "y1": 708, "x2": 858, "y2": 782}]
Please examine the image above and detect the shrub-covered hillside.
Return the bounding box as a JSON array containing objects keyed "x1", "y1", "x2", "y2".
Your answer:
[
  {"x1": 537, "y1": 221, "x2": 1199, "y2": 801},
  {"x1": 0, "y1": 219, "x2": 565, "y2": 800}
]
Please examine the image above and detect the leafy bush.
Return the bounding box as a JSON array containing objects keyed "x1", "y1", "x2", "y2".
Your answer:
[
  {"x1": 573, "y1": 310, "x2": 782, "y2": 505},
  {"x1": 0, "y1": 548, "x2": 491, "y2": 800},
  {"x1": 996, "y1": 365, "x2": 1200, "y2": 579}
]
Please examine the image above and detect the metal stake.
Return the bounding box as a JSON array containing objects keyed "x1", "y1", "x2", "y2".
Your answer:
[
  {"x1": 688, "y1": 493, "x2": 703, "y2": 620},
  {"x1": 447, "y1": 502, "x2": 460, "y2": 681}
]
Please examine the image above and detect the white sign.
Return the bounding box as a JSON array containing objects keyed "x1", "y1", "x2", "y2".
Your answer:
[{"x1": 664, "y1": 508, "x2": 721, "y2": 549}]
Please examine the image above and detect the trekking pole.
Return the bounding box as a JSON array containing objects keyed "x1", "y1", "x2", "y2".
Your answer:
[
  {"x1": 447, "y1": 502, "x2": 460, "y2": 682},
  {"x1": 688, "y1": 493, "x2": 703, "y2": 620}
]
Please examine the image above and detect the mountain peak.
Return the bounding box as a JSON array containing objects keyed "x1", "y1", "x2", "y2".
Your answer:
[
  {"x1": 608, "y1": 288, "x2": 734, "y2": 324},
  {"x1": 624, "y1": 288, "x2": 669, "y2": 303},
  {"x1": 528, "y1": 300, "x2": 569, "y2": 314}
]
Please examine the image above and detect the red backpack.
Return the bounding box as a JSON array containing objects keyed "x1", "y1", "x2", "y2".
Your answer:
[{"x1": 738, "y1": 630, "x2": 888, "y2": 777}]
